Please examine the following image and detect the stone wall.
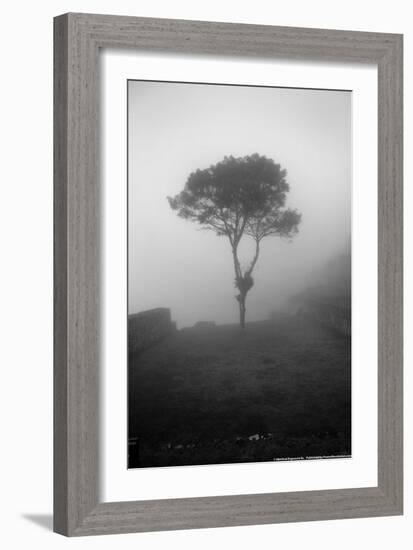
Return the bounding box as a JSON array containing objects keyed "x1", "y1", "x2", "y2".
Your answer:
[
  {"x1": 128, "y1": 307, "x2": 174, "y2": 355},
  {"x1": 303, "y1": 299, "x2": 350, "y2": 336},
  {"x1": 290, "y1": 291, "x2": 351, "y2": 336},
  {"x1": 287, "y1": 251, "x2": 351, "y2": 336}
]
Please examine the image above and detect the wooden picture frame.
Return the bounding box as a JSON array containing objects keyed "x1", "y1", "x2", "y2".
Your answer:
[{"x1": 54, "y1": 13, "x2": 403, "y2": 536}]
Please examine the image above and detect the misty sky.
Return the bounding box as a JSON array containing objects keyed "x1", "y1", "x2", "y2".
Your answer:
[{"x1": 128, "y1": 80, "x2": 351, "y2": 328}]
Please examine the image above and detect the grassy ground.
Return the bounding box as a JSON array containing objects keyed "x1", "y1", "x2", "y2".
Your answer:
[{"x1": 128, "y1": 316, "x2": 351, "y2": 468}]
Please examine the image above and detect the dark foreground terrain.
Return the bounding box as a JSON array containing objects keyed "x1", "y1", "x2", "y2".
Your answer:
[{"x1": 128, "y1": 316, "x2": 351, "y2": 468}]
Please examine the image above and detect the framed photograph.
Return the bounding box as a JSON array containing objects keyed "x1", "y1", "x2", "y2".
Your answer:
[{"x1": 54, "y1": 13, "x2": 403, "y2": 536}]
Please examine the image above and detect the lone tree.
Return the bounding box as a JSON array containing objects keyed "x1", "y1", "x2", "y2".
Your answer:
[{"x1": 168, "y1": 154, "x2": 301, "y2": 329}]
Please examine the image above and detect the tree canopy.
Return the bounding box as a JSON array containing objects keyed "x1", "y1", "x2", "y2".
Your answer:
[{"x1": 168, "y1": 154, "x2": 300, "y2": 244}]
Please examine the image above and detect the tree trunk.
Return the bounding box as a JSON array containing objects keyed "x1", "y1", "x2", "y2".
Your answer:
[{"x1": 239, "y1": 294, "x2": 246, "y2": 329}]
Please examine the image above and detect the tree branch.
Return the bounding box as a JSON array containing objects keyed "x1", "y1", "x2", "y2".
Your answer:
[
  {"x1": 231, "y1": 243, "x2": 242, "y2": 280},
  {"x1": 246, "y1": 237, "x2": 261, "y2": 277}
]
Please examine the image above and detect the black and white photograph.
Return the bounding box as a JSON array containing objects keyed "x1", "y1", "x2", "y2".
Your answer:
[{"x1": 127, "y1": 79, "x2": 351, "y2": 469}]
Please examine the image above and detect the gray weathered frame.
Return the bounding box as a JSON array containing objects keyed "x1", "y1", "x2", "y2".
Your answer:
[{"x1": 54, "y1": 13, "x2": 403, "y2": 536}]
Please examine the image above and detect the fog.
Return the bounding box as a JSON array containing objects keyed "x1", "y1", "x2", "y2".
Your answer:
[{"x1": 128, "y1": 80, "x2": 351, "y2": 328}]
